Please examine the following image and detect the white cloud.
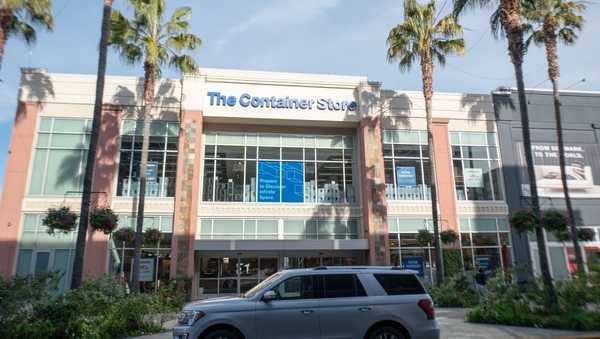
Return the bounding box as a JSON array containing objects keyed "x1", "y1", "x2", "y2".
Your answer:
[{"x1": 214, "y1": 0, "x2": 341, "y2": 52}]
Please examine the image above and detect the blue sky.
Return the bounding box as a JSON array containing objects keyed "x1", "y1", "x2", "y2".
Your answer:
[{"x1": 1, "y1": 0, "x2": 599, "y2": 192}]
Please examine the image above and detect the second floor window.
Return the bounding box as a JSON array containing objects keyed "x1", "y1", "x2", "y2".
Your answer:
[
  {"x1": 451, "y1": 132, "x2": 504, "y2": 201},
  {"x1": 383, "y1": 130, "x2": 431, "y2": 201},
  {"x1": 202, "y1": 132, "x2": 355, "y2": 204},
  {"x1": 117, "y1": 120, "x2": 179, "y2": 198}
]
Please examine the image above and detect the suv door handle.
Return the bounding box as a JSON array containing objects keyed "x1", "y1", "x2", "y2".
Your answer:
[
  {"x1": 358, "y1": 307, "x2": 372, "y2": 312},
  {"x1": 300, "y1": 309, "x2": 314, "y2": 315}
]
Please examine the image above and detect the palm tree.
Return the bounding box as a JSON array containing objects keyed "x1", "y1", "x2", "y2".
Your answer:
[
  {"x1": 0, "y1": 0, "x2": 53, "y2": 70},
  {"x1": 454, "y1": 0, "x2": 558, "y2": 305},
  {"x1": 71, "y1": 0, "x2": 114, "y2": 290},
  {"x1": 387, "y1": 0, "x2": 465, "y2": 287},
  {"x1": 522, "y1": 0, "x2": 586, "y2": 274},
  {"x1": 110, "y1": 0, "x2": 200, "y2": 292}
]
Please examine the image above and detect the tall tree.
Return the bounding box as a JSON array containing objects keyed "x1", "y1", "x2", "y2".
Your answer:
[
  {"x1": 0, "y1": 0, "x2": 53, "y2": 70},
  {"x1": 387, "y1": 0, "x2": 465, "y2": 286},
  {"x1": 454, "y1": 0, "x2": 558, "y2": 306},
  {"x1": 110, "y1": 0, "x2": 200, "y2": 292},
  {"x1": 522, "y1": 0, "x2": 586, "y2": 274},
  {"x1": 71, "y1": 0, "x2": 114, "y2": 290}
]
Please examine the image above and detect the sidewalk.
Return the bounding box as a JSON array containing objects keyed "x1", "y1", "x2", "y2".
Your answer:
[{"x1": 438, "y1": 308, "x2": 600, "y2": 339}]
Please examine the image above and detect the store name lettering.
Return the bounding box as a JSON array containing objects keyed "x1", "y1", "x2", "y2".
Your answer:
[{"x1": 207, "y1": 91, "x2": 357, "y2": 112}]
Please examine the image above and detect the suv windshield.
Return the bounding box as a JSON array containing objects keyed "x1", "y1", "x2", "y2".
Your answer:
[{"x1": 243, "y1": 272, "x2": 282, "y2": 298}]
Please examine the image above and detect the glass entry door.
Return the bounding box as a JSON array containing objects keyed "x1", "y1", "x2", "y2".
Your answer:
[{"x1": 198, "y1": 256, "x2": 278, "y2": 296}]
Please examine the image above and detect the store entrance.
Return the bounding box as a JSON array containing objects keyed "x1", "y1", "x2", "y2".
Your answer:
[{"x1": 196, "y1": 251, "x2": 364, "y2": 298}]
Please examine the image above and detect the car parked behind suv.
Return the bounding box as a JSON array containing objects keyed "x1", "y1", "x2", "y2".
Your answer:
[{"x1": 173, "y1": 266, "x2": 439, "y2": 339}]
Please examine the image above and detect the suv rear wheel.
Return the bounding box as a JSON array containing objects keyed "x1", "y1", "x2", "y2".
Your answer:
[
  {"x1": 368, "y1": 326, "x2": 406, "y2": 339},
  {"x1": 203, "y1": 329, "x2": 240, "y2": 339}
]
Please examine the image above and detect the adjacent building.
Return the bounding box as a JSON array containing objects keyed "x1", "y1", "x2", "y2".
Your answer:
[{"x1": 5, "y1": 67, "x2": 594, "y2": 298}]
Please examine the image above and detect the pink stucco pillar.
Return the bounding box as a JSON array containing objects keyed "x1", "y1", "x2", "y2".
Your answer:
[
  {"x1": 170, "y1": 110, "x2": 203, "y2": 297},
  {"x1": 82, "y1": 106, "x2": 122, "y2": 278},
  {"x1": 358, "y1": 116, "x2": 391, "y2": 266},
  {"x1": 431, "y1": 118, "x2": 459, "y2": 233},
  {"x1": 0, "y1": 102, "x2": 39, "y2": 276}
]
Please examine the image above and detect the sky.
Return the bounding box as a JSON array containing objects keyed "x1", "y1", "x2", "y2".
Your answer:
[{"x1": 0, "y1": 0, "x2": 599, "y2": 192}]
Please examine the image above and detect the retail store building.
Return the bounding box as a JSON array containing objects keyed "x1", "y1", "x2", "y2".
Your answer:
[{"x1": 0, "y1": 68, "x2": 513, "y2": 297}]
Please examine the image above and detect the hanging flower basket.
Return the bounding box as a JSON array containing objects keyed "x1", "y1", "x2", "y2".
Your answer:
[
  {"x1": 577, "y1": 228, "x2": 595, "y2": 242},
  {"x1": 440, "y1": 230, "x2": 459, "y2": 245},
  {"x1": 90, "y1": 208, "x2": 119, "y2": 235},
  {"x1": 112, "y1": 227, "x2": 135, "y2": 246},
  {"x1": 510, "y1": 210, "x2": 538, "y2": 234},
  {"x1": 43, "y1": 206, "x2": 78, "y2": 235},
  {"x1": 416, "y1": 229, "x2": 433, "y2": 247},
  {"x1": 144, "y1": 228, "x2": 162, "y2": 246},
  {"x1": 541, "y1": 210, "x2": 568, "y2": 234}
]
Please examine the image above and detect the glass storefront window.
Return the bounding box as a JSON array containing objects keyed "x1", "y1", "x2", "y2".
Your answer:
[
  {"x1": 383, "y1": 130, "x2": 431, "y2": 200},
  {"x1": 450, "y1": 132, "x2": 504, "y2": 201},
  {"x1": 202, "y1": 132, "x2": 355, "y2": 204},
  {"x1": 117, "y1": 120, "x2": 179, "y2": 197},
  {"x1": 28, "y1": 117, "x2": 90, "y2": 196}
]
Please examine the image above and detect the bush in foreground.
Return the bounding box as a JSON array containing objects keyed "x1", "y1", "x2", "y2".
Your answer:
[
  {"x1": 466, "y1": 266, "x2": 600, "y2": 331},
  {"x1": 429, "y1": 272, "x2": 480, "y2": 307},
  {"x1": 0, "y1": 274, "x2": 185, "y2": 339}
]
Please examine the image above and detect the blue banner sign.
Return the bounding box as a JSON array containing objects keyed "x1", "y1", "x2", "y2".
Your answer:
[
  {"x1": 258, "y1": 161, "x2": 281, "y2": 202},
  {"x1": 282, "y1": 161, "x2": 304, "y2": 203},
  {"x1": 207, "y1": 91, "x2": 357, "y2": 112},
  {"x1": 396, "y1": 166, "x2": 417, "y2": 187},
  {"x1": 402, "y1": 256, "x2": 424, "y2": 277},
  {"x1": 147, "y1": 162, "x2": 158, "y2": 182}
]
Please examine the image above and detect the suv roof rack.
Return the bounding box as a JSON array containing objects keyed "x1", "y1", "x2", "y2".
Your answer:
[{"x1": 311, "y1": 266, "x2": 411, "y2": 271}]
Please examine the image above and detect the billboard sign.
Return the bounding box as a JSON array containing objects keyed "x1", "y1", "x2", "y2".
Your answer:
[
  {"x1": 258, "y1": 161, "x2": 281, "y2": 202},
  {"x1": 519, "y1": 143, "x2": 600, "y2": 198},
  {"x1": 396, "y1": 167, "x2": 417, "y2": 187}
]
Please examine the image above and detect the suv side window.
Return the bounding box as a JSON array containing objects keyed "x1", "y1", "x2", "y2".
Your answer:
[
  {"x1": 272, "y1": 275, "x2": 317, "y2": 300},
  {"x1": 373, "y1": 274, "x2": 425, "y2": 295},
  {"x1": 322, "y1": 274, "x2": 367, "y2": 298}
]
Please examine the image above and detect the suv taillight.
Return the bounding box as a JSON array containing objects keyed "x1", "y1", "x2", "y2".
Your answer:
[{"x1": 418, "y1": 299, "x2": 435, "y2": 320}]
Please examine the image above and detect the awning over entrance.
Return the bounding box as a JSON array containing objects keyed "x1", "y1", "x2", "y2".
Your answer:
[{"x1": 195, "y1": 239, "x2": 368, "y2": 251}]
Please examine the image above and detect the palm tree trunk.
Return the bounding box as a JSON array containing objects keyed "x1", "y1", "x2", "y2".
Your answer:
[
  {"x1": 0, "y1": 27, "x2": 6, "y2": 71},
  {"x1": 131, "y1": 61, "x2": 156, "y2": 293},
  {"x1": 421, "y1": 53, "x2": 444, "y2": 286},
  {"x1": 501, "y1": 0, "x2": 557, "y2": 306},
  {"x1": 544, "y1": 32, "x2": 586, "y2": 275},
  {"x1": 0, "y1": 8, "x2": 10, "y2": 71},
  {"x1": 71, "y1": 0, "x2": 113, "y2": 289}
]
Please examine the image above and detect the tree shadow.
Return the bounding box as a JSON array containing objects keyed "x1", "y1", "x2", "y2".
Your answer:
[{"x1": 16, "y1": 70, "x2": 55, "y2": 123}]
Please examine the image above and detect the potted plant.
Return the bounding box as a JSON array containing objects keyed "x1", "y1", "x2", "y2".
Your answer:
[
  {"x1": 510, "y1": 210, "x2": 538, "y2": 234},
  {"x1": 541, "y1": 210, "x2": 568, "y2": 234},
  {"x1": 416, "y1": 229, "x2": 433, "y2": 247},
  {"x1": 113, "y1": 227, "x2": 135, "y2": 246},
  {"x1": 43, "y1": 206, "x2": 78, "y2": 235},
  {"x1": 440, "y1": 230, "x2": 459, "y2": 246},
  {"x1": 577, "y1": 228, "x2": 595, "y2": 242},
  {"x1": 144, "y1": 228, "x2": 162, "y2": 246},
  {"x1": 89, "y1": 208, "x2": 119, "y2": 235}
]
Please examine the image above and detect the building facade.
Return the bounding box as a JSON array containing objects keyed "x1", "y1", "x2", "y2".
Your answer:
[
  {"x1": 493, "y1": 88, "x2": 600, "y2": 278},
  {"x1": 0, "y1": 68, "x2": 514, "y2": 297}
]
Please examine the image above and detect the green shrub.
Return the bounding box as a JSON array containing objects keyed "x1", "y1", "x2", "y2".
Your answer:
[
  {"x1": 443, "y1": 249, "x2": 463, "y2": 278},
  {"x1": 0, "y1": 275, "x2": 183, "y2": 339},
  {"x1": 429, "y1": 272, "x2": 479, "y2": 307},
  {"x1": 466, "y1": 266, "x2": 600, "y2": 331}
]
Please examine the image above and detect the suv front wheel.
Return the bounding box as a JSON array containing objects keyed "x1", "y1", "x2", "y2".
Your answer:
[
  {"x1": 203, "y1": 329, "x2": 240, "y2": 339},
  {"x1": 368, "y1": 326, "x2": 406, "y2": 339}
]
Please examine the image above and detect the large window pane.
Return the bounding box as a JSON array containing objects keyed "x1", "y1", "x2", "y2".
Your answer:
[
  {"x1": 203, "y1": 160, "x2": 215, "y2": 201},
  {"x1": 317, "y1": 162, "x2": 344, "y2": 203},
  {"x1": 305, "y1": 162, "x2": 316, "y2": 202},
  {"x1": 45, "y1": 149, "x2": 83, "y2": 195},
  {"x1": 216, "y1": 145, "x2": 244, "y2": 159},
  {"x1": 245, "y1": 160, "x2": 257, "y2": 202},
  {"x1": 214, "y1": 160, "x2": 244, "y2": 202}
]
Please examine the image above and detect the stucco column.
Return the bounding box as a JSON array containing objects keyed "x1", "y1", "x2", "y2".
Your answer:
[
  {"x1": 82, "y1": 105, "x2": 122, "y2": 278},
  {"x1": 357, "y1": 82, "x2": 390, "y2": 266},
  {"x1": 170, "y1": 110, "x2": 203, "y2": 298},
  {"x1": 431, "y1": 118, "x2": 458, "y2": 233},
  {"x1": 0, "y1": 102, "x2": 39, "y2": 276}
]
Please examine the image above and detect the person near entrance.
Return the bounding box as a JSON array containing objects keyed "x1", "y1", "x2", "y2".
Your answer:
[{"x1": 475, "y1": 268, "x2": 488, "y2": 297}]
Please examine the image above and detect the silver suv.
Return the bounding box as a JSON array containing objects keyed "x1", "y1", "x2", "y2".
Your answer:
[{"x1": 174, "y1": 267, "x2": 439, "y2": 339}]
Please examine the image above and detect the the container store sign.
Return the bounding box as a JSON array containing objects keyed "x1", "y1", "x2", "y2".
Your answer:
[
  {"x1": 207, "y1": 91, "x2": 357, "y2": 112},
  {"x1": 520, "y1": 143, "x2": 600, "y2": 198},
  {"x1": 258, "y1": 161, "x2": 304, "y2": 203}
]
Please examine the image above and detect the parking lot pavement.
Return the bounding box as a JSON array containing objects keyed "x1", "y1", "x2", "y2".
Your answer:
[
  {"x1": 438, "y1": 308, "x2": 600, "y2": 339},
  {"x1": 132, "y1": 308, "x2": 600, "y2": 339}
]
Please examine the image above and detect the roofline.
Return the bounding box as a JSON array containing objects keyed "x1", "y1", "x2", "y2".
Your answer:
[{"x1": 492, "y1": 86, "x2": 600, "y2": 96}]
